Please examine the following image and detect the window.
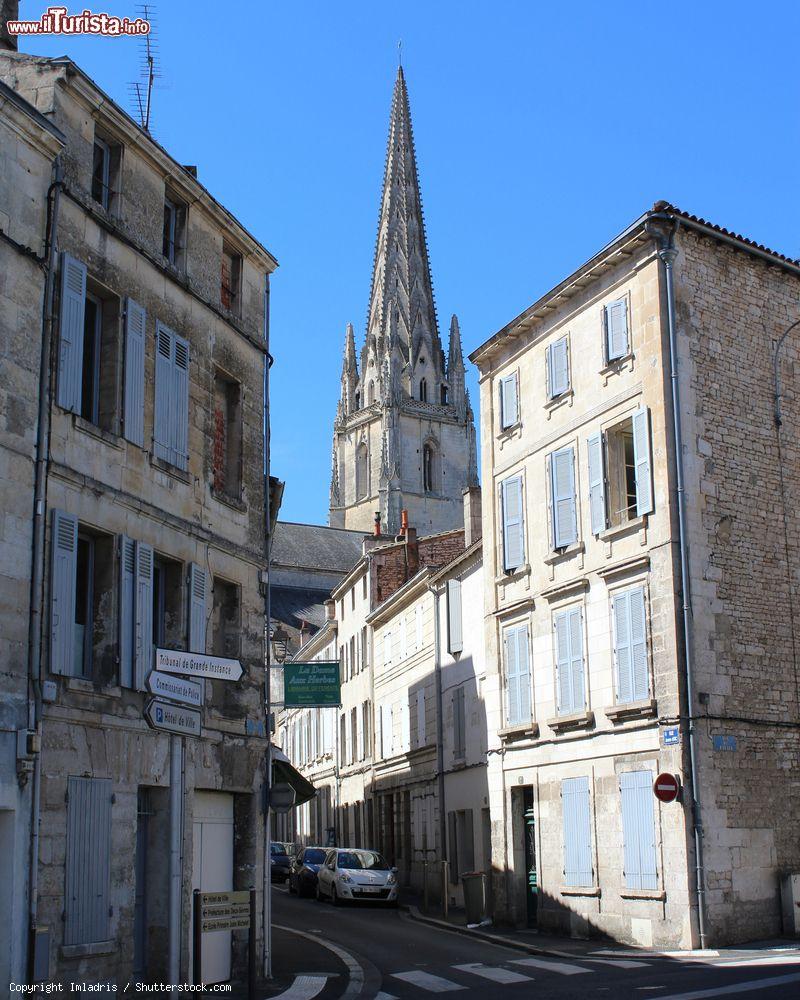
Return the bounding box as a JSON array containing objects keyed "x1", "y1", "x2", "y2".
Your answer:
[
  {"x1": 589, "y1": 408, "x2": 653, "y2": 533},
  {"x1": 212, "y1": 577, "x2": 240, "y2": 658},
  {"x1": 549, "y1": 446, "x2": 577, "y2": 549},
  {"x1": 612, "y1": 586, "x2": 649, "y2": 704},
  {"x1": 65, "y1": 777, "x2": 112, "y2": 944},
  {"x1": 361, "y1": 701, "x2": 370, "y2": 759},
  {"x1": 340, "y1": 714, "x2": 347, "y2": 767},
  {"x1": 152, "y1": 554, "x2": 184, "y2": 651},
  {"x1": 188, "y1": 563, "x2": 209, "y2": 653},
  {"x1": 383, "y1": 630, "x2": 392, "y2": 665},
  {"x1": 415, "y1": 688, "x2": 426, "y2": 748},
  {"x1": 562, "y1": 777, "x2": 593, "y2": 887},
  {"x1": 447, "y1": 578, "x2": 463, "y2": 655},
  {"x1": 453, "y1": 685, "x2": 466, "y2": 760},
  {"x1": 448, "y1": 809, "x2": 474, "y2": 882},
  {"x1": 603, "y1": 298, "x2": 629, "y2": 363},
  {"x1": 620, "y1": 771, "x2": 658, "y2": 890},
  {"x1": 503, "y1": 623, "x2": 531, "y2": 726},
  {"x1": 440, "y1": 384, "x2": 448, "y2": 405},
  {"x1": 554, "y1": 606, "x2": 585, "y2": 715},
  {"x1": 351, "y1": 587, "x2": 356, "y2": 611},
  {"x1": 361, "y1": 626, "x2": 368, "y2": 668},
  {"x1": 212, "y1": 371, "x2": 242, "y2": 499},
  {"x1": 356, "y1": 443, "x2": 369, "y2": 498},
  {"x1": 415, "y1": 606, "x2": 423, "y2": 649},
  {"x1": 154, "y1": 323, "x2": 190, "y2": 471},
  {"x1": 162, "y1": 194, "x2": 186, "y2": 269},
  {"x1": 91, "y1": 132, "x2": 120, "y2": 212},
  {"x1": 546, "y1": 336, "x2": 570, "y2": 399},
  {"x1": 349, "y1": 635, "x2": 356, "y2": 676},
  {"x1": 221, "y1": 244, "x2": 242, "y2": 314},
  {"x1": 49, "y1": 511, "x2": 115, "y2": 681},
  {"x1": 399, "y1": 697, "x2": 411, "y2": 752},
  {"x1": 501, "y1": 475, "x2": 525, "y2": 571},
  {"x1": 422, "y1": 442, "x2": 438, "y2": 493},
  {"x1": 419, "y1": 377, "x2": 428, "y2": 402},
  {"x1": 362, "y1": 575, "x2": 368, "y2": 601},
  {"x1": 380, "y1": 703, "x2": 393, "y2": 758},
  {"x1": 499, "y1": 371, "x2": 519, "y2": 429}
]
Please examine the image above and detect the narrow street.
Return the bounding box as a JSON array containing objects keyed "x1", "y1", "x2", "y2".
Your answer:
[{"x1": 272, "y1": 885, "x2": 800, "y2": 1000}]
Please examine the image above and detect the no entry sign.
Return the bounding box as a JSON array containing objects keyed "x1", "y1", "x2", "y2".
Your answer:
[{"x1": 653, "y1": 772, "x2": 681, "y2": 803}]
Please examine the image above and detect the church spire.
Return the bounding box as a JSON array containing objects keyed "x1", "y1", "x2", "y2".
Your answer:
[
  {"x1": 339, "y1": 322, "x2": 359, "y2": 416},
  {"x1": 447, "y1": 313, "x2": 466, "y2": 417},
  {"x1": 364, "y1": 66, "x2": 442, "y2": 384}
]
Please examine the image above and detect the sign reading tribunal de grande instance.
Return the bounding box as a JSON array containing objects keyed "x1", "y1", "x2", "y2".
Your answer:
[{"x1": 284, "y1": 661, "x2": 341, "y2": 707}]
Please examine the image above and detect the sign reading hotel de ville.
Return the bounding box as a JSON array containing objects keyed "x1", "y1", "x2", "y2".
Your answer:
[
  {"x1": 157, "y1": 647, "x2": 243, "y2": 682},
  {"x1": 283, "y1": 661, "x2": 341, "y2": 707}
]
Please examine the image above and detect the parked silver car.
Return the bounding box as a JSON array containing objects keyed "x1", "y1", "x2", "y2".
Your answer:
[{"x1": 316, "y1": 848, "x2": 398, "y2": 905}]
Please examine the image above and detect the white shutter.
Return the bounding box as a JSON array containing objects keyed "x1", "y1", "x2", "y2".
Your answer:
[
  {"x1": 501, "y1": 475, "x2": 525, "y2": 571},
  {"x1": 188, "y1": 563, "x2": 207, "y2": 653},
  {"x1": 119, "y1": 535, "x2": 136, "y2": 688},
  {"x1": 173, "y1": 334, "x2": 190, "y2": 471},
  {"x1": 606, "y1": 298, "x2": 629, "y2": 361},
  {"x1": 401, "y1": 698, "x2": 410, "y2": 752},
  {"x1": 500, "y1": 372, "x2": 518, "y2": 429},
  {"x1": 399, "y1": 615, "x2": 407, "y2": 661},
  {"x1": 632, "y1": 407, "x2": 654, "y2": 516},
  {"x1": 587, "y1": 432, "x2": 607, "y2": 535},
  {"x1": 453, "y1": 686, "x2": 466, "y2": 758},
  {"x1": 123, "y1": 297, "x2": 146, "y2": 447},
  {"x1": 383, "y1": 630, "x2": 392, "y2": 665},
  {"x1": 550, "y1": 447, "x2": 577, "y2": 548},
  {"x1": 57, "y1": 253, "x2": 87, "y2": 413},
  {"x1": 134, "y1": 542, "x2": 153, "y2": 688},
  {"x1": 153, "y1": 324, "x2": 173, "y2": 462},
  {"x1": 416, "y1": 688, "x2": 426, "y2": 747},
  {"x1": 447, "y1": 578, "x2": 463, "y2": 655},
  {"x1": 415, "y1": 606, "x2": 423, "y2": 649},
  {"x1": 516, "y1": 625, "x2": 532, "y2": 722},
  {"x1": 548, "y1": 337, "x2": 569, "y2": 398},
  {"x1": 50, "y1": 509, "x2": 78, "y2": 675}
]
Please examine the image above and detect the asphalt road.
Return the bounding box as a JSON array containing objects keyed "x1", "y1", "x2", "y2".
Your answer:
[{"x1": 271, "y1": 883, "x2": 800, "y2": 1000}]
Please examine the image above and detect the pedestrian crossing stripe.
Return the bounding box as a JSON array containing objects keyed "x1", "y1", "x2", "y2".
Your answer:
[
  {"x1": 510, "y1": 956, "x2": 589, "y2": 975},
  {"x1": 391, "y1": 970, "x2": 466, "y2": 992},
  {"x1": 452, "y1": 963, "x2": 533, "y2": 984}
]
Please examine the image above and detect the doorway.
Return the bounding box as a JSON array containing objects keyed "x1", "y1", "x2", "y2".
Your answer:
[
  {"x1": 133, "y1": 788, "x2": 153, "y2": 981},
  {"x1": 523, "y1": 787, "x2": 537, "y2": 927},
  {"x1": 191, "y1": 792, "x2": 234, "y2": 984}
]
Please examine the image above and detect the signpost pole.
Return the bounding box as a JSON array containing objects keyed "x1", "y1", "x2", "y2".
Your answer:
[
  {"x1": 168, "y1": 735, "x2": 183, "y2": 984},
  {"x1": 248, "y1": 887, "x2": 256, "y2": 999},
  {"x1": 192, "y1": 889, "x2": 201, "y2": 986}
]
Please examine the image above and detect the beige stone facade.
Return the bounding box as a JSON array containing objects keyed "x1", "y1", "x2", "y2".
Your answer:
[
  {"x1": 0, "y1": 50, "x2": 277, "y2": 984},
  {"x1": 470, "y1": 205, "x2": 800, "y2": 948}
]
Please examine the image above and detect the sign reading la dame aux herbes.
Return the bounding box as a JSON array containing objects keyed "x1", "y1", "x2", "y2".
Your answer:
[{"x1": 283, "y1": 661, "x2": 341, "y2": 707}]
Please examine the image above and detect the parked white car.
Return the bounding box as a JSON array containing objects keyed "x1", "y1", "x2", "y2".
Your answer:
[{"x1": 316, "y1": 849, "x2": 398, "y2": 906}]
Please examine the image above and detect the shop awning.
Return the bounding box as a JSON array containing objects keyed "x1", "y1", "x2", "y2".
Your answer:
[{"x1": 270, "y1": 744, "x2": 316, "y2": 807}]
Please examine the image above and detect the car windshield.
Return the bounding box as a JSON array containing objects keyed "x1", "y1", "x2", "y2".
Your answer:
[
  {"x1": 271, "y1": 843, "x2": 288, "y2": 857},
  {"x1": 303, "y1": 849, "x2": 327, "y2": 864},
  {"x1": 337, "y1": 851, "x2": 390, "y2": 871}
]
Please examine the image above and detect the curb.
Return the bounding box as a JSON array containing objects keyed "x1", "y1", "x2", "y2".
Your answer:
[{"x1": 274, "y1": 923, "x2": 371, "y2": 998}]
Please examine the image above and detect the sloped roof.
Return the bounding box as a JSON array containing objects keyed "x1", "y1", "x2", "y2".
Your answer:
[{"x1": 271, "y1": 521, "x2": 365, "y2": 574}]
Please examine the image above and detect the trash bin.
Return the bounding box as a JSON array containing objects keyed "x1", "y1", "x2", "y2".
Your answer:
[{"x1": 461, "y1": 871, "x2": 487, "y2": 925}]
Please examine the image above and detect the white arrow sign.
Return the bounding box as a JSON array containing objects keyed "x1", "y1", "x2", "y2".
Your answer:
[
  {"x1": 144, "y1": 698, "x2": 202, "y2": 738},
  {"x1": 156, "y1": 648, "x2": 243, "y2": 682},
  {"x1": 147, "y1": 670, "x2": 203, "y2": 707}
]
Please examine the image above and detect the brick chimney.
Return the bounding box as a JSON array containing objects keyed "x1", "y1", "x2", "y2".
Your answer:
[
  {"x1": 1, "y1": 1, "x2": 20, "y2": 50},
  {"x1": 463, "y1": 486, "x2": 482, "y2": 547},
  {"x1": 401, "y1": 509, "x2": 419, "y2": 576}
]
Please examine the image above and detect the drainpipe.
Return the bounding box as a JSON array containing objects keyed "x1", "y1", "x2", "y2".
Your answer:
[
  {"x1": 429, "y1": 585, "x2": 447, "y2": 876},
  {"x1": 646, "y1": 215, "x2": 708, "y2": 949},
  {"x1": 262, "y1": 272, "x2": 273, "y2": 980},
  {"x1": 167, "y1": 736, "x2": 183, "y2": 983},
  {"x1": 27, "y1": 160, "x2": 63, "y2": 984}
]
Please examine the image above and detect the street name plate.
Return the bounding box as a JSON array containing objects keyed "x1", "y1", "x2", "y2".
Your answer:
[
  {"x1": 157, "y1": 647, "x2": 243, "y2": 682},
  {"x1": 147, "y1": 669, "x2": 203, "y2": 707},
  {"x1": 283, "y1": 660, "x2": 341, "y2": 707},
  {"x1": 144, "y1": 698, "x2": 201, "y2": 738}
]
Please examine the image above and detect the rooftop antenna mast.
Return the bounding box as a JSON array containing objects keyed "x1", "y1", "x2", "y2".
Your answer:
[{"x1": 129, "y1": 3, "x2": 161, "y2": 133}]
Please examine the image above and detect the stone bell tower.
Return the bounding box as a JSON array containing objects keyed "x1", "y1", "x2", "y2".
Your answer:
[{"x1": 328, "y1": 67, "x2": 478, "y2": 536}]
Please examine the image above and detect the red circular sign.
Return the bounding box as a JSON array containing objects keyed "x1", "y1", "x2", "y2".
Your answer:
[{"x1": 653, "y1": 772, "x2": 681, "y2": 803}]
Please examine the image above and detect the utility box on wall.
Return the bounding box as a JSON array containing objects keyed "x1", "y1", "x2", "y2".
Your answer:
[{"x1": 780, "y1": 874, "x2": 800, "y2": 936}]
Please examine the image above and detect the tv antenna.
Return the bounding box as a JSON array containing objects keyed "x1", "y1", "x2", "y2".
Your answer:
[{"x1": 128, "y1": 4, "x2": 161, "y2": 134}]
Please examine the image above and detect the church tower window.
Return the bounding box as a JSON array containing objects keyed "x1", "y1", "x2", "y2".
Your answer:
[
  {"x1": 423, "y1": 443, "x2": 437, "y2": 493},
  {"x1": 367, "y1": 380, "x2": 375, "y2": 405},
  {"x1": 419, "y1": 378, "x2": 428, "y2": 402},
  {"x1": 356, "y1": 444, "x2": 369, "y2": 499}
]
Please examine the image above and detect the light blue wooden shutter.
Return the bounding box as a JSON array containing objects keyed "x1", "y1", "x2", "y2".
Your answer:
[
  {"x1": 632, "y1": 407, "x2": 653, "y2": 516},
  {"x1": 119, "y1": 535, "x2": 135, "y2": 688},
  {"x1": 153, "y1": 324, "x2": 173, "y2": 462},
  {"x1": 501, "y1": 475, "x2": 525, "y2": 571},
  {"x1": 447, "y1": 578, "x2": 463, "y2": 654},
  {"x1": 548, "y1": 337, "x2": 569, "y2": 398},
  {"x1": 550, "y1": 447, "x2": 577, "y2": 548},
  {"x1": 188, "y1": 563, "x2": 207, "y2": 653},
  {"x1": 123, "y1": 298, "x2": 146, "y2": 447},
  {"x1": 134, "y1": 542, "x2": 152, "y2": 688},
  {"x1": 505, "y1": 624, "x2": 531, "y2": 726},
  {"x1": 57, "y1": 253, "x2": 87, "y2": 413},
  {"x1": 65, "y1": 776, "x2": 112, "y2": 944},
  {"x1": 500, "y1": 373, "x2": 518, "y2": 429},
  {"x1": 606, "y1": 299, "x2": 629, "y2": 361},
  {"x1": 555, "y1": 608, "x2": 584, "y2": 714},
  {"x1": 620, "y1": 770, "x2": 658, "y2": 890},
  {"x1": 50, "y1": 509, "x2": 78, "y2": 676},
  {"x1": 562, "y1": 776, "x2": 593, "y2": 887},
  {"x1": 630, "y1": 587, "x2": 649, "y2": 701},
  {"x1": 587, "y1": 432, "x2": 607, "y2": 534},
  {"x1": 173, "y1": 334, "x2": 190, "y2": 470},
  {"x1": 613, "y1": 590, "x2": 633, "y2": 703}
]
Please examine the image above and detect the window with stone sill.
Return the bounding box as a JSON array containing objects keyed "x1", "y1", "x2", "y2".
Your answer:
[
  {"x1": 213, "y1": 371, "x2": 242, "y2": 500},
  {"x1": 91, "y1": 131, "x2": 121, "y2": 213},
  {"x1": 212, "y1": 576, "x2": 240, "y2": 658},
  {"x1": 221, "y1": 243, "x2": 242, "y2": 314},
  {"x1": 163, "y1": 192, "x2": 187, "y2": 270}
]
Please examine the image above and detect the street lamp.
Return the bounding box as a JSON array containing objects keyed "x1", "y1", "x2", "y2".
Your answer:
[{"x1": 270, "y1": 624, "x2": 289, "y2": 665}]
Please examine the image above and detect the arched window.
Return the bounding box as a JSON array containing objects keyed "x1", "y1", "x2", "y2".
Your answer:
[
  {"x1": 440, "y1": 384, "x2": 448, "y2": 405},
  {"x1": 367, "y1": 380, "x2": 375, "y2": 405},
  {"x1": 354, "y1": 391, "x2": 360, "y2": 410},
  {"x1": 356, "y1": 443, "x2": 369, "y2": 499},
  {"x1": 423, "y1": 443, "x2": 434, "y2": 493},
  {"x1": 419, "y1": 378, "x2": 428, "y2": 402}
]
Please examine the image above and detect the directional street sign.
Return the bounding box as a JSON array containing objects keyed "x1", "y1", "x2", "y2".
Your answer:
[
  {"x1": 147, "y1": 669, "x2": 203, "y2": 707},
  {"x1": 199, "y1": 890, "x2": 251, "y2": 933},
  {"x1": 144, "y1": 698, "x2": 202, "y2": 738},
  {"x1": 157, "y1": 647, "x2": 243, "y2": 682}
]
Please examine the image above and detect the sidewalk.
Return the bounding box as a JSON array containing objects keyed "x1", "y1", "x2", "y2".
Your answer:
[{"x1": 400, "y1": 889, "x2": 800, "y2": 963}]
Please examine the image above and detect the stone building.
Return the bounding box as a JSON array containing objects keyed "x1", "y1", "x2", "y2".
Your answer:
[
  {"x1": 328, "y1": 67, "x2": 478, "y2": 537},
  {"x1": 470, "y1": 203, "x2": 800, "y2": 948},
  {"x1": 0, "y1": 48, "x2": 277, "y2": 985},
  {"x1": 0, "y1": 75, "x2": 65, "y2": 989}
]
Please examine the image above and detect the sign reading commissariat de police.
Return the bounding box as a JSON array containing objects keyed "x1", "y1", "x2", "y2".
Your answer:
[
  {"x1": 157, "y1": 647, "x2": 243, "y2": 682},
  {"x1": 283, "y1": 661, "x2": 340, "y2": 707}
]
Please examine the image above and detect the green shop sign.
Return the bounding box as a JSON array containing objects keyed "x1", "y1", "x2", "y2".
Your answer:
[{"x1": 283, "y1": 661, "x2": 341, "y2": 707}]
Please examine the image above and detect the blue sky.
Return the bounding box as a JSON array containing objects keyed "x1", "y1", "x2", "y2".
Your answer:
[{"x1": 21, "y1": 1, "x2": 800, "y2": 524}]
